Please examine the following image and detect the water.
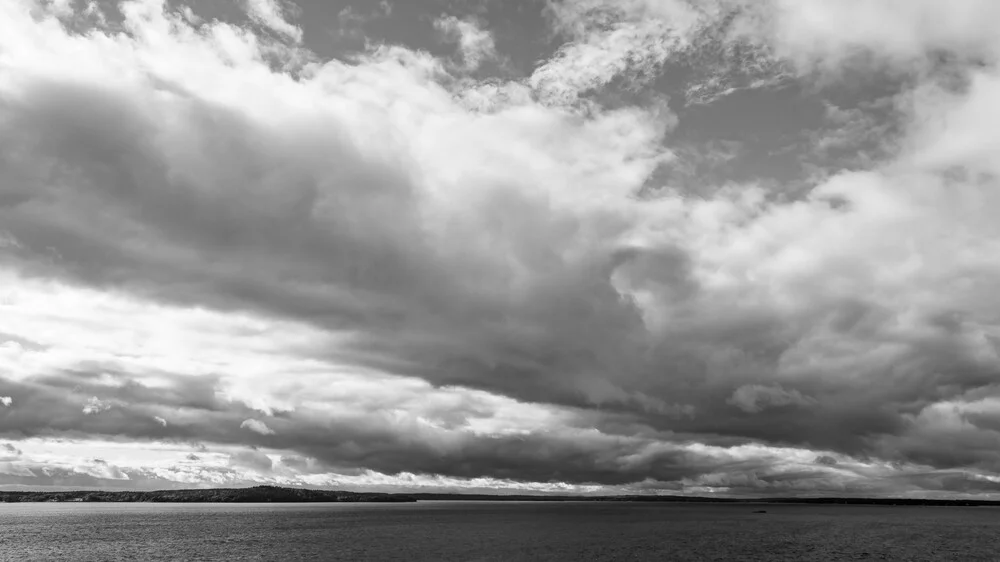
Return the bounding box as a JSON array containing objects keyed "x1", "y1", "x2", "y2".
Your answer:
[{"x1": 1, "y1": 501, "x2": 999, "y2": 561}]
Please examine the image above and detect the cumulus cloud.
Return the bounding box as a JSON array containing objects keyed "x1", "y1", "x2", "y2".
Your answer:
[
  {"x1": 83, "y1": 458, "x2": 130, "y2": 480},
  {"x1": 0, "y1": 0, "x2": 999, "y2": 497},
  {"x1": 759, "y1": 0, "x2": 1000, "y2": 71},
  {"x1": 0, "y1": 396, "x2": 11, "y2": 407}
]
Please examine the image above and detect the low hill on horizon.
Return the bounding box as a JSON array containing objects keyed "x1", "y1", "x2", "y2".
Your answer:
[{"x1": 0, "y1": 485, "x2": 415, "y2": 503}]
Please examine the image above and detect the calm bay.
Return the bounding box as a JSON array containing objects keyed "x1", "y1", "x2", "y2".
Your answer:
[{"x1": 2, "y1": 501, "x2": 999, "y2": 561}]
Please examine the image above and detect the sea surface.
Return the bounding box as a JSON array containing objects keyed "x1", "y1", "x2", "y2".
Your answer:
[{"x1": 1, "y1": 501, "x2": 999, "y2": 561}]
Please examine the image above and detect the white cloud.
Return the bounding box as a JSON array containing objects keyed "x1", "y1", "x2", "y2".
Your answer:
[
  {"x1": 538, "y1": 0, "x2": 1000, "y2": 106},
  {"x1": 243, "y1": 0, "x2": 302, "y2": 44},
  {"x1": 82, "y1": 397, "x2": 113, "y2": 415},
  {"x1": 81, "y1": 458, "x2": 131, "y2": 480},
  {"x1": 434, "y1": 16, "x2": 497, "y2": 71},
  {"x1": 0, "y1": 396, "x2": 11, "y2": 407},
  {"x1": 532, "y1": 2, "x2": 703, "y2": 106},
  {"x1": 46, "y1": 0, "x2": 75, "y2": 18},
  {"x1": 241, "y1": 419, "x2": 276, "y2": 435},
  {"x1": 763, "y1": 0, "x2": 1000, "y2": 71}
]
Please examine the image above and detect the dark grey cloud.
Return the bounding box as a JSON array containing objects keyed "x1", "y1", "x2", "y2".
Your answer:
[
  {"x1": 815, "y1": 455, "x2": 838, "y2": 466},
  {"x1": 0, "y1": 356, "x2": 993, "y2": 492}
]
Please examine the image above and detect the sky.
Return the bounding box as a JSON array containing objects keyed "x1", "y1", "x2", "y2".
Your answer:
[{"x1": 2, "y1": 0, "x2": 1000, "y2": 498}]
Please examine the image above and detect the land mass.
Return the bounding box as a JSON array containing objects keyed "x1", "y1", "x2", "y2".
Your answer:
[
  {"x1": 0, "y1": 486, "x2": 416, "y2": 503},
  {"x1": 2, "y1": 486, "x2": 998, "y2": 506}
]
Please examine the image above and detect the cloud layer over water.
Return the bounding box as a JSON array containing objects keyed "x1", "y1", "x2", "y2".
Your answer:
[{"x1": 2, "y1": 0, "x2": 1000, "y2": 497}]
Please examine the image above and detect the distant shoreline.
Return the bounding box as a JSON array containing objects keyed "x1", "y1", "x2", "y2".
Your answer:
[
  {"x1": 1, "y1": 485, "x2": 998, "y2": 506},
  {"x1": 0, "y1": 486, "x2": 416, "y2": 503}
]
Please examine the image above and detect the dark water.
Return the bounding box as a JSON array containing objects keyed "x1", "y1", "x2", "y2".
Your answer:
[{"x1": 2, "y1": 501, "x2": 999, "y2": 561}]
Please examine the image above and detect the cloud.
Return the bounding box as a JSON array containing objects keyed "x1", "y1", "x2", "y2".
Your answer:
[
  {"x1": 536, "y1": 0, "x2": 1000, "y2": 108},
  {"x1": 728, "y1": 384, "x2": 817, "y2": 414},
  {"x1": 434, "y1": 16, "x2": 497, "y2": 71},
  {"x1": 243, "y1": 0, "x2": 302, "y2": 44},
  {"x1": 229, "y1": 449, "x2": 273, "y2": 472},
  {"x1": 241, "y1": 419, "x2": 276, "y2": 436},
  {"x1": 760, "y1": 0, "x2": 1000, "y2": 71},
  {"x1": 532, "y1": 1, "x2": 703, "y2": 106},
  {"x1": 331, "y1": 3, "x2": 393, "y2": 50},
  {"x1": 82, "y1": 397, "x2": 113, "y2": 415},
  {"x1": 0, "y1": 396, "x2": 11, "y2": 407},
  {"x1": 815, "y1": 455, "x2": 838, "y2": 466},
  {"x1": 0, "y1": 0, "x2": 999, "y2": 497},
  {"x1": 77, "y1": 458, "x2": 130, "y2": 480}
]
